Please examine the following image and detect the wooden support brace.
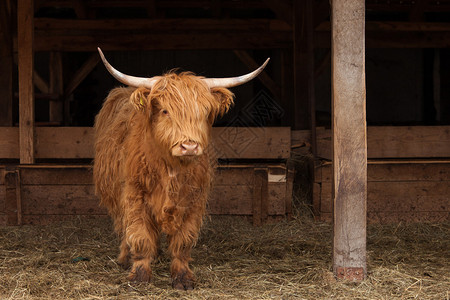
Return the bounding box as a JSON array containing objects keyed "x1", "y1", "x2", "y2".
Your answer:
[
  {"x1": 331, "y1": 0, "x2": 367, "y2": 281},
  {"x1": 65, "y1": 53, "x2": 100, "y2": 97},
  {"x1": 233, "y1": 50, "x2": 281, "y2": 100}
]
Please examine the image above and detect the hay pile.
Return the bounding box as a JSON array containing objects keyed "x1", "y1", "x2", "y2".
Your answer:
[{"x1": 0, "y1": 213, "x2": 448, "y2": 299}]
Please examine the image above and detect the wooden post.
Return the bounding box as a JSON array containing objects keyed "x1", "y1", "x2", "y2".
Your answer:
[
  {"x1": 0, "y1": 0, "x2": 13, "y2": 126},
  {"x1": 18, "y1": 0, "x2": 35, "y2": 164},
  {"x1": 331, "y1": 0, "x2": 367, "y2": 281},
  {"x1": 293, "y1": 0, "x2": 313, "y2": 130}
]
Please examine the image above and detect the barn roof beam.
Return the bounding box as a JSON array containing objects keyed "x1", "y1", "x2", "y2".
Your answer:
[{"x1": 12, "y1": 18, "x2": 450, "y2": 51}]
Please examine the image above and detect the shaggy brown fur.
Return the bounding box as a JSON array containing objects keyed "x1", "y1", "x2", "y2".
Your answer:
[{"x1": 93, "y1": 72, "x2": 234, "y2": 290}]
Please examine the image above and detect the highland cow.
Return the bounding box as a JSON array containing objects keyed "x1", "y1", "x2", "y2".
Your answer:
[{"x1": 93, "y1": 48, "x2": 269, "y2": 290}]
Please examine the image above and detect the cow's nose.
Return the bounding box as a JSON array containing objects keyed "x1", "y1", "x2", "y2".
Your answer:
[{"x1": 180, "y1": 141, "x2": 199, "y2": 155}]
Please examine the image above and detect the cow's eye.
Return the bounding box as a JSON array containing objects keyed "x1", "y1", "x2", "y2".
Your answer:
[{"x1": 162, "y1": 109, "x2": 169, "y2": 116}]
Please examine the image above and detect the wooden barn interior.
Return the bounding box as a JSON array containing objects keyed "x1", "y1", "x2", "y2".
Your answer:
[{"x1": 0, "y1": 0, "x2": 450, "y2": 282}]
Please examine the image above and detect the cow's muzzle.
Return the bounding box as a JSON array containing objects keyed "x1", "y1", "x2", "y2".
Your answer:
[{"x1": 172, "y1": 141, "x2": 203, "y2": 156}]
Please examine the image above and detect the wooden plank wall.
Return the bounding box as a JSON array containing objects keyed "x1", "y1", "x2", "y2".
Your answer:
[
  {"x1": 0, "y1": 165, "x2": 292, "y2": 225},
  {"x1": 0, "y1": 127, "x2": 293, "y2": 225},
  {"x1": 315, "y1": 161, "x2": 450, "y2": 223},
  {"x1": 19, "y1": 166, "x2": 104, "y2": 224}
]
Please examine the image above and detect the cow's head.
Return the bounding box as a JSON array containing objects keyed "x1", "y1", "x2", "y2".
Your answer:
[{"x1": 98, "y1": 48, "x2": 269, "y2": 159}]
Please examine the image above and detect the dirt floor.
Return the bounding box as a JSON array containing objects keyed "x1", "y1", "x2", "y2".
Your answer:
[{"x1": 0, "y1": 211, "x2": 448, "y2": 299}]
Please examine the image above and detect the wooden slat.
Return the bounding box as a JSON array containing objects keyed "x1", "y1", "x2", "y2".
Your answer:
[
  {"x1": 0, "y1": 127, "x2": 19, "y2": 159},
  {"x1": 20, "y1": 215, "x2": 107, "y2": 226},
  {"x1": 320, "y1": 161, "x2": 450, "y2": 182},
  {"x1": 211, "y1": 127, "x2": 291, "y2": 159},
  {"x1": 321, "y1": 211, "x2": 449, "y2": 224},
  {"x1": 21, "y1": 185, "x2": 102, "y2": 215},
  {"x1": 332, "y1": 0, "x2": 367, "y2": 281},
  {"x1": 367, "y1": 211, "x2": 449, "y2": 223},
  {"x1": 317, "y1": 126, "x2": 450, "y2": 160},
  {"x1": 2, "y1": 126, "x2": 449, "y2": 160},
  {"x1": 19, "y1": 167, "x2": 93, "y2": 185},
  {"x1": 209, "y1": 185, "x2": 253, "y2": 215},
  {"x1": 368, "y1": 181, "x2": 449, "y2": 213},
  {"x1": 213, "y1": 168, "x2": 254, "y2": 186},
  {"x1": 320, "y1": 180, "x2": 450, "y2": 214},
  {"x1": 35, "y1": 127, "x2": 94, "y2": 159},
  {"x1": 368, "y1": 126, "x2": 450, "y2": 158},
  {"x1": 1, "y1": 127, "x2": 290, "y2": 160},
  {"x1": 17, "y1": 0, "x2": 35, "y2": 164}
]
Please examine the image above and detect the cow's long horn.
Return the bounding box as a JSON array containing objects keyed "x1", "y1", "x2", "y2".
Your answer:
[
  {"x1": 202, "y1": 58, "x2": 270, "y2": 89},
  {"x1": 97, "y1": 47, "x2": 160, "y2": 89}
]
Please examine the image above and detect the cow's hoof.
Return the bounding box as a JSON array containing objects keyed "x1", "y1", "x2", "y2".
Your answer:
[
  {"x1": 127, "y1": 264, "x2": 151, "y2": 283},
  {"x1": 172, "y1": 271, "x2": 195, "y2": 290},
  {"x1": 118, "y1": 256, "x2": 131, "y2": 270}
]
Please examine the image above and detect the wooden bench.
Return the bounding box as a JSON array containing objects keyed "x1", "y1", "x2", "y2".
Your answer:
[{"x1": 0, "y1": 127, "x2": 294, "y2": 225}]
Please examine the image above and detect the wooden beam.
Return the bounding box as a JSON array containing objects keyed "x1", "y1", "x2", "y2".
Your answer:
[
  {"x1": 0, "y1": 0, "x2": 13, "y2": 126},
  {"x1": 17, "y1": 0, "x2": 35, "y2": 164},
  {"x1": 29, "y1": 18, "x2": 292, "y2": 51},
  {"x1": 331, "y1": 0, "x2": 367, "y2": 281},
  {"x1": 33, "y1": 70, "x2": 50, "y2": 93},
  {"x1": 33, "y1": 18, "x2": 291, "y2": 32},
  {"x1": 233, "y1": 50, "x2": 281, "y2": 100},
  {"x1": 315, "y1": 21, "x2": 450, "y2": 48}
]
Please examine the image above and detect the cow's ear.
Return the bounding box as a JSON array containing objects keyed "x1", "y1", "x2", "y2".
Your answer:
[
  {"x1": 210, "y1": 87, "x2": 234, "y2": 118},
  {"x1": 130, "y1": 87, "x2": 152, "y2": 111}
]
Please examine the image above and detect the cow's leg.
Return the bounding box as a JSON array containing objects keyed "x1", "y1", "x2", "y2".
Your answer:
[
  {"x1": 168, "y1": 235, "x2": 195, "y2": 290},
  {"x1": 123, "y1": 193, "x2": 159, "y2": 283},
  {"x1": 167, "y1": 213, "x2": 202, "y2": 290}
]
